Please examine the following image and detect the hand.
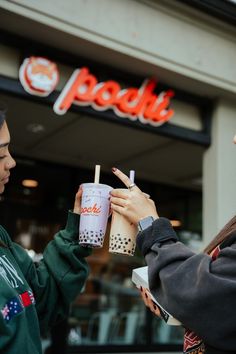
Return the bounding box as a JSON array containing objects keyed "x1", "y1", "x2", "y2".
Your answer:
[
  {"x1": 140, "y1": 287, "x2": 162, "y2": 318},
  {"x1": 73, "y1": 186, "x2": 82, "y2": 214},
  {"x1": 110, "y1": 168, "x2": 158, "y2": 225}
]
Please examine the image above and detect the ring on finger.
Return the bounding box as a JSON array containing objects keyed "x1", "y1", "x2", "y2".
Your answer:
[{"x1": 128, "y1": 183, "x2": 136, "y2": 191}]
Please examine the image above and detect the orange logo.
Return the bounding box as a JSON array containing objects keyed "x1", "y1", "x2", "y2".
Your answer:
[
  {"x1": 19, "y1": 57, "x2": 59, "y2": 97},
  {"x1": 81, "y1": 203, "x2": 101, "y2": 215},
  {"x1": 53, "y1": 67, "x2": 175, "y2": 126}
]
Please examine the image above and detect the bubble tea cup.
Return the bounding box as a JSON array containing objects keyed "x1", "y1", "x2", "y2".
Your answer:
[
  {"x1": 109, "y1": 189, "x2": 138, "y2": 256},
  {"x1": 79, "y1": 183, "x2": 112, "y2": 248}
]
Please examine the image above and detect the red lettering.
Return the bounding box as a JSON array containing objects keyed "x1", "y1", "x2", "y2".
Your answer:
[
  {"x1": 81, "y1": 203, "x2": 101, "y2": 215},
  {"x1": 54, "y1": 68, "x2": 97, "y2": 114},
  {"x1": 144, "y1": 94, "x2": 174, "y2": 123},
  {"x1": 116, "y1": 79, "x2": 158, "y2": 119},
  {"x1": 116, "y1": 88, "x2": 139, "y2": 115},
  {"x1": 94, "y1": 81, "x2": 120, "y2": 107},
  {"x1": 53, "y1": 67, "x2": 175, "y2": 126}
]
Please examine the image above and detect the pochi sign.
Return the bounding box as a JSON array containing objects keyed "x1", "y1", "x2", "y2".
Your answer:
[{"x1": 19, "y1": 56, "x2": 175, "y2": 127}]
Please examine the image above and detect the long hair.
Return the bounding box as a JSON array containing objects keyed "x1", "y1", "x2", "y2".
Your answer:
[
  {"x1": 0, "y1": 101, "x2": 7, "y2": 247},
  {"x1": 204, "y1": 216, "x2": 236, "y2": 254}
]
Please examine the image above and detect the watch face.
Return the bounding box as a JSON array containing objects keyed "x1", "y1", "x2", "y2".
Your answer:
[{"x1": 139, "y1": 216, "x2": 154, "y2": 231}]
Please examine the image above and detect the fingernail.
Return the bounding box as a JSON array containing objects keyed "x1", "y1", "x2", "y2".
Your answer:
[
  {"x1": 112, "y1": 167, "x2": 117, "y2": 172},
  {"x1": 153, "y1": 304, "x2": 157, "y2": 310}
]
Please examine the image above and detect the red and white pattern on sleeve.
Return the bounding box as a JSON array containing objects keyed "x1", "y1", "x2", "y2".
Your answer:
[{"x1": 184, "y1": 329, "x2": 204, "y2": 353}]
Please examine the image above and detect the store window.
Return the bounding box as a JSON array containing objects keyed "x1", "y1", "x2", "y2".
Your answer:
[{"x1": 0, "y1": 157, "x2": 201, "y2": 352}]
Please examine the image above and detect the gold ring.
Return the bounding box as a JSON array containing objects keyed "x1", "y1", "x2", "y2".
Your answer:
[{"x1": 128, "y1": 183, "x2": 136, "y2": 191}]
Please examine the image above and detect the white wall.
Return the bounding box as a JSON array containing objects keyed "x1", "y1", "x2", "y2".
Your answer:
[
  {"x1": 203, "y1": 99, "x2": 236, "y2": 245},
  {"x1": 0, "y1": 0, "x2": 236, "y2": 97}
]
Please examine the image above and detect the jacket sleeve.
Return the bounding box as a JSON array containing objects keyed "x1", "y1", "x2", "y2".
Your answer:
[
  {"x1": 136, "y1": 218, "x2": 236, "y2": 350},
  {"x1": 9, "y1": 211, "x2": 91, "y2": 335}
]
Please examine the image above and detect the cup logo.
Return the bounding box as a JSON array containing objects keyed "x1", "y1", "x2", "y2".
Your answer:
[
  {"x1": 19, "y1": 56, "x2": 59, "y2": 97},
  {"x1": 81, "y1": 203, "x2": 101, "y2": 215}
]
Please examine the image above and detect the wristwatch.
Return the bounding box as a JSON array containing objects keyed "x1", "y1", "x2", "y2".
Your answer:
[{"x1": 138, "y1": 216, "x2": 154, "y2": 232}]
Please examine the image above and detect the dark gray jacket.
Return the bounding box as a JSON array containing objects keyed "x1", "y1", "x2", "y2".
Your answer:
[{"x1": 136, "y1": 217, "x2": 236, "y2": 354}]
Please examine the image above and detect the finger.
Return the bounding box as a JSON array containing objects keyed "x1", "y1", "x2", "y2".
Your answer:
[
  {"x1": 145, "y1": 293, "x2": 161, "y2": 317},
  {"x1": 112, "y1": 167, "x2": 141, "y2": 192},
  {"x1": 110, "y1": 196, "x2": 127, "y2": 207},
  {"x1": 76, "y1": 186, "x2": 83, "y2": 197},
  {"x1": 110, "y1": 203, "x2": 126, "y2": 215},
  {"x1": 142, "y1": 192, "x2": 150, "y2": 199},
  {"x1": 111, "y1": 189, "x2": 129, "y2": 199},
  {"x1": 151, "y1": 301, "x2": 161, "y2": 317},
  {"x1": 140, "y1": 288, "x2": 149, "y2": 306}
]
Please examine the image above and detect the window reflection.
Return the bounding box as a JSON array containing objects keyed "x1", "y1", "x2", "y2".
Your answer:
[
  {"x1": 68, "y1": 222, "x2": 184, "y2": 347},
  {"x1": 0, "y1": 157, "x2": 200, "y2": 351}
]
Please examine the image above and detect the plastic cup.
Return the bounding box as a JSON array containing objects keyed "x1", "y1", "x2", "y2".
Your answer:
[
  {"x1": 109, "y1": 189, "x2": 138, "y2": 256},
  {"x1": 79, "y1": 183, "x2": 113, "y2": 248}
]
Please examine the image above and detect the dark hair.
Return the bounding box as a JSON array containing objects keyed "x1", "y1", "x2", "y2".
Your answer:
[
  {"x1": 0, "y1": 101, "x2": 7, "y2": 128},
  {"x1": 204, "y1": 215, "x2": 236, "y2": 254}
]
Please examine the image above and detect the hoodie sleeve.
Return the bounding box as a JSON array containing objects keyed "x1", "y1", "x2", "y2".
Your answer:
[
  {"x1": 136, "y1": 218, "x2": 236, "y2": 350},
  {"x1": 9, "y1": 210, "x2": 91, "y2": 335}
]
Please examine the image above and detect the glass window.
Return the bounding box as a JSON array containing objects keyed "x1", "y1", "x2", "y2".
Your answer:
[{"x1": 0, "y1": 157, "x2": 201, "y2": 352}]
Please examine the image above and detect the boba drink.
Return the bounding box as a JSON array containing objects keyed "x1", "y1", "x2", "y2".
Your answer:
[
  {"x1": 79, "y1": 183, "x2": 112, "y2": 248},
  {"x1": 109, "y1": 189, "x2": 138, "y2": 256}
]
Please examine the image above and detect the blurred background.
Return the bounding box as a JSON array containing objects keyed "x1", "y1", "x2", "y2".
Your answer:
[{"x1": 0, "y1": 0, "x2": 236, "y2": 353}]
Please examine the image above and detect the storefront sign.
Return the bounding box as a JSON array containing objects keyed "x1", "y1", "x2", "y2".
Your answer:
[{"x1": 19, "y1": 57, "x2": 175, "y2": 126}]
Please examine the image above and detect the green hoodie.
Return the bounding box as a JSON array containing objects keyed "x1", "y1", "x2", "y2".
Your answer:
[{"x1": 0, "y1": 210, "x2": 91, "y2": 354}]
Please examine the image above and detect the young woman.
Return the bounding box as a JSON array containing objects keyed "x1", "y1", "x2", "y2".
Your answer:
[
  {"x1": 110, "y1": 135, "x2": 236, "y2": 354},
  {"x1": 0, "y1": 106, "x2": 91, "y2": 354}
]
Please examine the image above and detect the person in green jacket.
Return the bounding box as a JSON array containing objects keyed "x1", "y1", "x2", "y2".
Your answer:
[{"x1": 0, "y1": 104, "x2": 91, "y2": 354}]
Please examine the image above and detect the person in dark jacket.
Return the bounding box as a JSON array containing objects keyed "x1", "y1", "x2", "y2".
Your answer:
[
  {"x1": 0, "y1": 104, "x2": 91, "y2": 354},
  {"x1": 110, "y1": 136, "x2": 236, "y2": 354}
]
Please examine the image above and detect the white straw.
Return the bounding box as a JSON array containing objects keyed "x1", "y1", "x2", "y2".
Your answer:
[
  {"x1": 129, "y1": 170, "x2": 135, "y2": 183},
  {"x1": 94, "y1": 165, "x2": 101, "y2": 184}
]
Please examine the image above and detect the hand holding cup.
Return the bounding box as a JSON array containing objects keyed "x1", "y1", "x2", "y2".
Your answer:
[
  {"x1": 73, "y1": 185, "x2": 82, "y2": 215},
  {"x1": 110, "y1": 167, "x2": 158, "y2": 225}
]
